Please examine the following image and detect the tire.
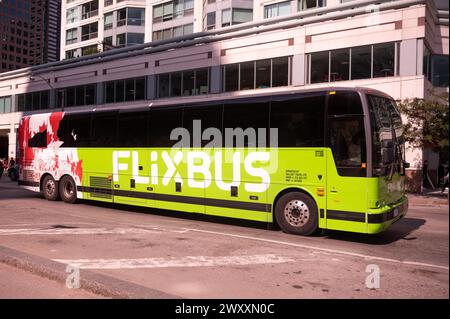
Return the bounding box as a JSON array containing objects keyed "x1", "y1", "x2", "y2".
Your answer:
[
  {"x1": 274, "y1": 192, "x2": 318, "y2": 236},
  {"x1": 59, "y1": 175, "x2": 77, "y2": 204},
  {"x1": 42, "y1": 175, "x2": 59, "y2": 201}
]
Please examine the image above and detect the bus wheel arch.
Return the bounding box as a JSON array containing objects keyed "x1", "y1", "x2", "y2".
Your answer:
[
  {"x1": 273, "y1": 188, "x2": 319, "y2": 236},
  {"x1": 59, "y1": 174, "x2": 78, "y2": 204},
  {"x1": 41, "y1": 174, "x2": 60, "y2": 201}
]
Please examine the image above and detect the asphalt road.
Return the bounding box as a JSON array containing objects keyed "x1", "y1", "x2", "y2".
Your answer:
[{"x1": 0, "y1": 178, "x2": 448, "y2": 298}]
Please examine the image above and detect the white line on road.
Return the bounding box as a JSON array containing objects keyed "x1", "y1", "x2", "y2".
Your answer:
[
  {"x1": 54, "y1": 254, "x2": 294, "y2": 269},
  {"x1": 0, "y1": 227, "x2": 171, "y2": 236},
  {"x1": 184, "y1": 228, "x2": 450, "y2": 271}
]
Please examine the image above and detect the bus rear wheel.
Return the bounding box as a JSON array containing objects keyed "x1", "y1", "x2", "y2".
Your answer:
[
  {"x1": 59, "y1": 176, "x2": 77, "y2": 204},
  {"x1": 275, "y1": 192, "x2": 318, "y2": 236},
  {"x1": 42, "y1": 175, "x2": 59, "y2": 201}
]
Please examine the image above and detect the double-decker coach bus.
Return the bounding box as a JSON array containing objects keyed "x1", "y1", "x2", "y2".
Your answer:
[{"x1": 18, "y1": 87, "x2": 408, "y2": 235}]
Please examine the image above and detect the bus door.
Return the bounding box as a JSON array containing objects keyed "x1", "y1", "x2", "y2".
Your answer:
[
  {"x1": 113, "y1": 109, "x2": 152, "y2": 207},
  {"x1": 325, "y1": 92, "x2": 368, "y2": 232}
]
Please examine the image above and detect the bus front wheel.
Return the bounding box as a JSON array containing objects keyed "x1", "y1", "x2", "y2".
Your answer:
[
  {"x1": 275, "y1": 192, "x2": 318, "y2": 236},
  {"x1": 42, "y1": 175, "x2": 59, "y2": 201},
  {"x1": 59, "y1": 176, "x2": 77, "y2": 204}
]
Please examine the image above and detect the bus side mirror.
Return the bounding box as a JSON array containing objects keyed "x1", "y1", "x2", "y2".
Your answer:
[{"x1": 403, "y1": 162, "x2": 410, "y2": 169}]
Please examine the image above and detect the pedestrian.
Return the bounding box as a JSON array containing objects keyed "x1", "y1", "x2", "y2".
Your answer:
[
  {"x1": 0, "y1": 158, "x2": 4, "y2": 179},
  {"x1": 9, "y1": 157, "x2": 15, "y2": 168}
]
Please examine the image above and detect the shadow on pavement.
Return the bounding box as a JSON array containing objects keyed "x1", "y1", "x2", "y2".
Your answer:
[{"x1": 322, "y1": 217, "x2": 426, "y2": 245}]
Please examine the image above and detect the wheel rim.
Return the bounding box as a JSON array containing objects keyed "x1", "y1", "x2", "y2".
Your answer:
[
  {"x1": 63, "y1": 180, "x2": 74, "y2": 198},
  {"x1": 284, "y1": 199, "x2": 309, "y2": 227},
  {"x1": 46, "y1": 179, "x2": 56, "y2": 196}
]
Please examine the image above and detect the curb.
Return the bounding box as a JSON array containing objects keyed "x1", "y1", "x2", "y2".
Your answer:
[{"x1": 0, "y1": 245, "x2": 180, "y2": 299}]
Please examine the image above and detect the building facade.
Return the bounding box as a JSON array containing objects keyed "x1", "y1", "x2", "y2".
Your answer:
[
  {"x1": 0, "y1": 0, "x2": 448, "y2": 190},
  {"x1": 0, "y1": 0, "x2": 61, "y2": 72}
]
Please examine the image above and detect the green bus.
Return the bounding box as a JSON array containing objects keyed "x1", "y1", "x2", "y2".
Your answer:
[{"x1": 18, "y1": 87, "x2": 408, "y2": 235}]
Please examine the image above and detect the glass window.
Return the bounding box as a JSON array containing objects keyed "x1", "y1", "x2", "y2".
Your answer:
[
  {"x1": 373, "y1": 43, "x2": 395, "y2": 78},
  {"x1": 125, "y1": 79, "x2": 135, "y2": 101},
  {"x1": 66, "y1": 28, "x2": 77, "y2": 44},
  {"x1": 115, "y1": 80, "x2": 125, "y2": 102},
  {"x1": 224, "y1": 64, "x2": 239, "y2": 92},
  {"x1": 183, "y1": 103, "x2": 223, "y2": 147},
  {"x1": 330, "y1": 48, "x2": 349, "y2": 82},
  {"x1": 310, "y1": 51, "x2": 329, "y2": 83},
  {"x1": 222, "y1": 9, "x2": 231, "y2": 27},
  {"x1": 351, "y1": 46, "x2": 371, "y2": 80},
  {"x1": 182, "y1": 70, "x2": 195, "y2": 96},
  {"x1": 183, "y1": 23, "x2": 193, "y2": 35},
  {"x1": 149, "y1": 106, "x2": 183, "y2": 147},
  {"x1": 256, "y1": 59, "x2": 271, "y2": 88},
  {"x1": 116, "y1": 33, "x2": 126, "y2": 46},
  {"x1": 58, "y1": 114, "x2": 92, "y2": 148},
  {"x1": 171, "y1": 72, "x2": 182, "y2": 97},
  {"x1": 104, "y1": 12, "x2": 113, "y2": 29},
  {"x1": 91, "y1": 111, "x2": 117, "y2": 147},
  {"x1": 206, "y1": 11, "x2": 216, "y2": 30},
  {"x1": 0, "y1": 96, "x2": 11, "y2": 113},
  {"x1": 173, "y1": 26, "x2": 183, "y2": 37},
  {"x1": 299, "y1": 0, "x2": 326, "y2": 11},
  {"x1": 117, "y1": 110, "x2": 149, "y2": 147},
  {"x1": 272, "y1": 57, "x2": 289, "y2": 87},
  {"x1": 127, "y1": 8, "x2": 145, "y2": 26},
  {"x1": 264, "y1": 1, "x2": 291, "y2": 19},
  {"x1": 195, "y1": 69, "x2": 209, "y2": 94},
  {"x1": 271, "y1": 94, "x2": 325, "y2": 147},
  {"x1": 240, "y1": 61, "x2": 255, "y2": 90},
  {"x1": 223, "y1": 98, "x2": 270, "y2": 147},
  {"x1": 158, "y1": 74, "x2": 170, "y2": 98},
  {"x1": 85, "y1": 85, "x2": 95, "y2": 105},
  {"x1": 327, "y1": 92, "x2": 366, "y2": 177},
  {"x1": 105, "y1": 82, "x2": 115, "y2": 103},
  {"x1": 135, "y1": 78, "x2": 146, "y2": 100},
  {"x1": 232, "y1": 9, "x2": 253, "y2": 24},
  {"x1": 126, "y1": 33, "x2": 144, "y2": 45},
  {"x1": 431, "y1": 55, "x2": 449, "y2": 87}
]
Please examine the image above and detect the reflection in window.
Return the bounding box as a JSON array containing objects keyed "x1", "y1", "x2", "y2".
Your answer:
[
  {"x1": 373, "y1": 43, "x2": 395, "y2": 78},
  {"x1": 424, "y1": 48, "x2": 449, "y2": 87},
  {"x1": 223, "y1": 57, "x2": 290, "y2": 92},
  {"x1": 351, "y1": 46, "x2": 371, "y2": 80},
  {"x1": 104, "y1": 77, "x2": 146, "y2": 103},
  {"x1": 0, "y1": 96, "x2": 11, "y2": 113},
  {"x1": 157, "y1": 69, "x2": 210, "y2": 98},
  {"x1": 308, "y1": 43, "x2": 397, "y2": 83},
  {"x1": 264, "y1": 1, "x2": 291, "y2": 19},
  {"x1": 330, "y1": 49, "x2": 349, "y2": 82}
]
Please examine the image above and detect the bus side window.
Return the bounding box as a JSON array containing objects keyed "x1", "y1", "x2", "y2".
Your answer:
[
  {"x1": 222, "y1": 97, "x2": 270, "y2": 148},
  {"x1": 182, "y1": 103, "x2": 223, "y2": 148},
  {"x1": 57, "y1": 114, "x2": 92, "y2": 147},
  {"x1": 270, "y1": 94, "x2": 326, "y2": 147},
  {"x1": 28, "y1": 130, "x2": 47, "y2": 148},
  {"x1": 117, "y1": 110, "x2": 149, "y2": 147},
  {"x1": 91, "y1": 111, "x2": 118, "y2": 148},
  {"x1": 149, "y1": 106, "x2": 183, "y2": 148}
]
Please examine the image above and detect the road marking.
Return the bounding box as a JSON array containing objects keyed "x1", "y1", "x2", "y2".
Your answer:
[
  {"x1": 54, "y1": 254, "x2": 294, "y2": 269},
  {"x1": 184, "y1": 228, "x2": 449, "y2": 271},
  {"x1": 0, "y1": 227, "x2": 168, "y2": 236}
]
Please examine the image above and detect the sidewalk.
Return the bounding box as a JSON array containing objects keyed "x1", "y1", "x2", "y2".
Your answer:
[{"x1": 407, "y1": 188, "x2": 449, "y2": 206}]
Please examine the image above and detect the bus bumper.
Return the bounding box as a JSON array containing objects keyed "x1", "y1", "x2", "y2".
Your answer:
[{"x1": 366, "y1": 196, "x2": 409, "y2": 234}]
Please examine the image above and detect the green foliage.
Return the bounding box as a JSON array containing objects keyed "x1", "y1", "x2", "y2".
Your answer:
[{"x1": 397, "y1": 91, "x2": 449, "y2": 153}]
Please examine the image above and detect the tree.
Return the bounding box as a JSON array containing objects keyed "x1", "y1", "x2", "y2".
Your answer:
[{"x1": 397, "y1": 91, "x2": 449, "y2": 155}]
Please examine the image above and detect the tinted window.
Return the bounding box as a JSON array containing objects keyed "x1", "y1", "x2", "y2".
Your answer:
[
  {"x1": 328, "y1": 92, "x2": 364, "y2": 115},
  {"x1": 28, "y1": 130, "x2": 47, "y2": 148},
  {"x1": 117, "y1": 110, "x2": 149, "y2": 147},
  {"x1": 270, "y1": 94, "x2": 325, "y2": 147},
  {"x1": 327, "y1": 92, "x2": 366, "y2": 177},
  {"x1": 223, "y1": 98, "x2": 270, "y2": 147},
  {"x1": 183, "y1": 103, "x2": 223, "y2": 147},
  {"x1": 91, "y1": 111, "x2": 117, "y2": 147},
  {"x1": 149, "y1": 106, "x2": 183, "y2": 147},
  {"x1": 58, "y1": 113, "x2": 92, "y2": 147}
]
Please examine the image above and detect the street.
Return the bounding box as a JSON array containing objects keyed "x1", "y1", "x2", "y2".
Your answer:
[{"x1": 0, "y1": 178, "x2": 448, "y2": 299}]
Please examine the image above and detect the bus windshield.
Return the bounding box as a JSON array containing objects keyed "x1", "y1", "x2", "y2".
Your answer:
[{"x1": 368, "y1": 94, "x2": 405, "y2": 176}]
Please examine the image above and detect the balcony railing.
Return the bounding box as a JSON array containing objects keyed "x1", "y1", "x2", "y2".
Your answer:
[
  {"x1": 81, "y1": 32, "x2": 98, "y2": 41},
  {"x1": 82, "y1": 10, "x2": 98, "y2": 20}
]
